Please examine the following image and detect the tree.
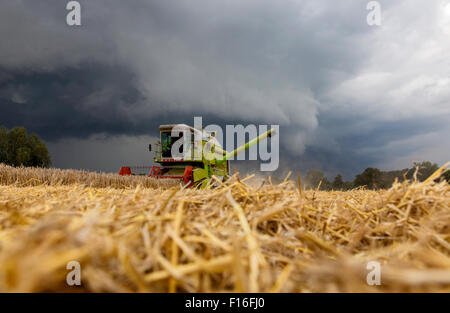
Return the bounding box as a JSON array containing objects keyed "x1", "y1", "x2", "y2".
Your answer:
[
  {"x1": 350, "y1": 161, "x2": 447, "y2": 189},
  {"x1": 411, "y1": 161, "x2": 439, "y2": 182},
  {"x1": 28, "y1": 133, "x2": 51, "y2": 167},
  {"x1": 0, "y1": 126, "x2": 7, "y2": 164},
  {"x1": 443, "y1": 170, "x2": 450, "y2": 183},
  {"x1": 332, "y1": 174, "x2": 344, "y2": 190},
  {"x1": 343, "y1": 181, "x2": 354, "y2": 190},
  {"x1": 354, "y1": 168, "x2": 382, "y2": 189},
  {"x1": 305, "y1": 170, "x2": 331, "y2": 190},
  {"x1": 0, "y1": 126, "x2": 51, "y2": 167}
]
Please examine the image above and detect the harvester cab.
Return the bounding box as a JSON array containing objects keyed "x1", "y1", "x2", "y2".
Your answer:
[
  {"x1": 148, "y1": 124, "x2": 229, "y2": 188},
  {"x1": 119, "y1": 124, "x2": 275, "y2": 188}
]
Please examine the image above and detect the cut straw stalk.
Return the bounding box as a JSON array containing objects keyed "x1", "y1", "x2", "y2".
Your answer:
[
  {"x1": 169, "y1": 200, "x2": 184, "y2": 292},
  {"x1": 0, "y1": 164, "x2": 449, "y2": 292},
  {"x1": 226, "y1": 191, "x2": 261, "y2": 293},
  {"x1": 145, "y1": 255, "x2": 233, "y2": 283}
]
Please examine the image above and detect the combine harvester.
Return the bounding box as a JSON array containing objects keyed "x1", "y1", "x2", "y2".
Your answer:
[{"x1": 119, "y1": 124, "x2": 275, "y2": 188}]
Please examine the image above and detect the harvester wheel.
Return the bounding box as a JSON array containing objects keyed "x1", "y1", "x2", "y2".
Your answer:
[
  {"x1": 183, "y1": 166, "x2": 194, "y2": 188},
  {"x1": 149, "y1": 166, "x2": 161, "y2": 177}
]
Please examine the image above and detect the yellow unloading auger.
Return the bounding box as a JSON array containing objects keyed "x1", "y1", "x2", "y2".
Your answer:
[{"x1": 119, "y1": 124, "x2": 276, "y2": 188}]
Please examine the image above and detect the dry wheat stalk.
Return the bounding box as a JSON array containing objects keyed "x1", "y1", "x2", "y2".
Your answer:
[{"x1": 0, "y1": 164, "x2": 449, "y2": 292}]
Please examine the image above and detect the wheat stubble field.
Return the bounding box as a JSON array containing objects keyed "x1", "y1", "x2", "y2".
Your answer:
[{"x1": 0, "y1": 164, "x2": 449, "y2": 292}]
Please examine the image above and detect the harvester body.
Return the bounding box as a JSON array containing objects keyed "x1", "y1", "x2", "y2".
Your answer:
[{"x1": 119, "y1": 124, "x2": 274, "y2": 188}]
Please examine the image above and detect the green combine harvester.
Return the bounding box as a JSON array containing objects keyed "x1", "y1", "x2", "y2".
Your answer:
[{"x1": 119, "y1": 124, "x2": 275, "y2": 188}]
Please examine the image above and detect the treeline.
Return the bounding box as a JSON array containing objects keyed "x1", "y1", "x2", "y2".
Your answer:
[
  {"x1": 0, "y1": 126, "x2": 51, "y2": 168},
  {"x1": 303, "y1": 161, "x2": 450, "y2": 190}
]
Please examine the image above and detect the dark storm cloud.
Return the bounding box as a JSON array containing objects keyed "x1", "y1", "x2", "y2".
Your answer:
[
  {"x1": 1, "y1": 0, "x2": 449, "y2": 176},
  {"x1": 0, "y1": 64, "x2": 144, "y2": 140}
]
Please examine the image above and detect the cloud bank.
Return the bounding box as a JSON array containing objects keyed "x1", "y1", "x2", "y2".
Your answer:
[{"x1": 0, "y1": 0, "x2": 449, "y2": 178}]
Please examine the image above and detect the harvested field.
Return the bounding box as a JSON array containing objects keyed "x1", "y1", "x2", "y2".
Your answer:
[
  {"x1": 0, "y1": 164, "x2": 449, "y2": 292},
  {"x1": 0, "y1": 164, "x2": 179, "y2": 189}
]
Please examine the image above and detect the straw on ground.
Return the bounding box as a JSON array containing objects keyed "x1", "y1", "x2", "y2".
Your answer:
[{"x1": 0, "y1": 164, "x2": 449, "y2": 292}]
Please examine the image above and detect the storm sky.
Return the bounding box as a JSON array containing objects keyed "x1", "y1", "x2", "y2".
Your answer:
[{"x1": 1, "y1": 0, "x2": 449, "y2": 179}]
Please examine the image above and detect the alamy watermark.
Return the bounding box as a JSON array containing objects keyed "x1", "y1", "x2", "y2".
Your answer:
[
  {"x1": 66, "y1": 1, "x2": 81, "y2": 26},
  {"x1": 169, "y1": 117, "x2": 279, "y2": 172},
  {"x1": 366, "y1": 261, "x2": 381, "y2": 286},
  {"x1": 66, "y1": 2, "x2": 382, "y2": 28},
  {"x1": 66, "y1": 260, "x2": 81, "y2": 286},
  {"x1": 366, "y1": 1, "x2": 382, "y2": 26}
]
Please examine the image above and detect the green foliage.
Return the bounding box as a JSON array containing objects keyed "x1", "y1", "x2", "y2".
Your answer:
[
  {"x1": 411, "y1": 161, "x2": 439, "y2": 182},
  {"x1": 444, "y1": 170, "x2": 450, "y2": 183},
  {"x1": 300, "y1": 160, "x2": 446, "y2": 192},
  {"x1": 305, "y1": 170, "x2": 332, "y2": 190},
  {"x1": 378, "y1": 169, "x2": 408, "y2": 188},
  {"x1": 351, "y1": 161, "x2": 446, "y2": 189},
  {"x1": 342, "y1": 181, "x2": 354, "y2": 190},
  {"x1": 305, "y1": 170, "x2": 324, "y2": 188},
  {"x1": 332, "y1": 174, "x2": 344, "y2": 190},
  {"x1": 300, "y1": 160, "x2": 447, "y2": 192},
  {"x1": 0, "y1": 127, "x2": 7, "y2": 163},
  {"x1": 354, "y1": 168, "x2": 382, "y2": 189},
  {"x1": 0, "y1": 126, "x2": 51, "y2": 168}
]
